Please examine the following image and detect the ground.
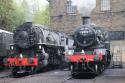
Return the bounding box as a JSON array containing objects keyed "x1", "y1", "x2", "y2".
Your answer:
[{"x1": 0, "y1": 66, "x2": 125, "y2": 83}]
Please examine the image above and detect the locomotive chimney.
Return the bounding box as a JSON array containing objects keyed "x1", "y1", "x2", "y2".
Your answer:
[
  {"x1": 23, "y1": 22, "x2": 32, "y2": 28},
  {"x1": 82, "y1": 17, "x2": 91, "y2": 25}
]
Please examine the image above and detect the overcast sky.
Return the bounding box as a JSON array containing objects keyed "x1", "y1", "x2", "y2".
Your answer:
[
  {"x1": 15, "y1": 0, "x2": 49, "y2": 22},
  {"x1": 15, "y1": 0, "x2": 49, "y2": 9}
]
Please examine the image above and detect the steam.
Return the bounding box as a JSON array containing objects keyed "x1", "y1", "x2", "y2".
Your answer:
[
  {"x1": 72, "y1": 0, "x2": 96, "y2": 16},
  {"x1": 26, "y1": 0, "x2": 33, "y2": 22}
]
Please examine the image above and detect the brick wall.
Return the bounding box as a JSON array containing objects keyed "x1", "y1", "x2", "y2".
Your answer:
[
  {"x1": 92, "y1": 0, "x2": 125, "y2": 31},
  {"x1": 49, "y1": 0, "x2": 81, "y2": 33},
  {"x1": 49, "y1": 0, "x2": 125, "y2": 62},
  {"x1": 92, "y1": 0, "x2": 125, "y2": 63},
  {"x1": 49, "y1": 0, "x2": 125, "y2": 32}
]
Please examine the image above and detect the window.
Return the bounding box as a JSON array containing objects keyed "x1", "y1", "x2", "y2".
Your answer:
[
  {"x1": 101, "y1": 0, "x2": 110, "y2": 11},
  {"x1": 66, "y1": 0, "x2": 77, "y2": 15},
  {"x1": 109, "y1": 31, "x2": 125, "y2": 40}
]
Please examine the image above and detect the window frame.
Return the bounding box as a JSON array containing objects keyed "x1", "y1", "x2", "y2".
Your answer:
[
  {"x1": 66, "y1": 0, "x2": 77, "y2": 15},
  {"x1": 100, "y1": 0, "x2": 111, "y2": 11}
]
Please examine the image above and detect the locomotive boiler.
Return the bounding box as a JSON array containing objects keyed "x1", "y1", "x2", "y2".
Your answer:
[
  {"x1": 68, "y1": 17, "x2": 111, "y2": 77},
  {"x1": 6, "y1": 22, "x2": 74, "y2": 76}
]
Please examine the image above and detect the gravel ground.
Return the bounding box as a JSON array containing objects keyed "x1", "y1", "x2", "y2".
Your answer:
[{"x1": 0, "y1": 68, "x2": 125, "y2": 83}]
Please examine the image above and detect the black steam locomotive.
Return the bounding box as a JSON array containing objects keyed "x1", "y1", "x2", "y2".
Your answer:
[
  {"x1": 6, "y1": 22, "x2": 74, "y2": 76},
  {"x1": 68, "y1": 17, "x2": 111, "y2": 76}
]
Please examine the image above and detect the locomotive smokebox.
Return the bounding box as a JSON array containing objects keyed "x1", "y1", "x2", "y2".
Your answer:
[
  {"x1": 74, "y1": 16, "x2": 96, "y2": 47},
  {"x1": 14, "y1": 22, "x2": 33, "y2": 48},
  {"x1": 82, "y1": 17, "x2": 91, "y2": 25}
]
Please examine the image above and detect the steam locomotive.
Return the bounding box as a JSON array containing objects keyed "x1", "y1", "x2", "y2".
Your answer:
[
  {"x1": 0, "y1": 29, "x2": 13, "y2": 70},
  {"x1": 5, "y1": 22, "x2": 74, "y2": 76},
  {"x1": 68, "y1": 17, "x2": 111, "y2": 77}
]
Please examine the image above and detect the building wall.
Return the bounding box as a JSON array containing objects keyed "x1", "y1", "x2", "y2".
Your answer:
[
  {"x1": 92, "y1": 0, "x2": 125, "y2": 63},
  {"x1": 92, "y1": 0, "x2": 125, "y2": 31},
  {"x1": 49, "y1": 0, "x2": 125, "y2": 63},
  {"x1": 49, "y1": 0, "x2": 81, "y2": 33},
  {"x1": 110, "y1": 41, "x2": 125, "y2": 64},
  {"x1": 49, "y1": 0, "x2": 125, "y2": 32}
]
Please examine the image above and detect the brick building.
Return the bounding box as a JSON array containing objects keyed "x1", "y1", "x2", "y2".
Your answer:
[
  {"x1": 48, "y1": 0, "x2": 81, "y2": 33},
  {"x1": 48, "y1": 0, "x2": 125, "y2": 63},
  {"x1": 92, "y1": 0, "x2": 125, "y2": 31},
  {"x1": 90, "y1": 0, "x2": 125, "y2": 64},
  {"x1": 48, "y1": 0, "x2": 125, "y2": 32}
]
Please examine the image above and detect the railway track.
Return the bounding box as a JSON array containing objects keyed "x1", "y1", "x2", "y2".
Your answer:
[
  {"x1": 0, "y1": 69, "x2": 124, "y2": 83},
  {"x1": 0, "y1": 70, "x2": 12, "y2": 78},
  {"x1": 0, "y1": 74, "x2": 11, "y2": 78},
  {"x1": 61, "y1": 76, "x2": 73, "y2": 83}
]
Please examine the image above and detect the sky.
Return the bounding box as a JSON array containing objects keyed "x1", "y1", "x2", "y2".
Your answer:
[
  {"x1": 15, "y1": 0, "x2": 49, "y2": 10},
  {"x1": 15, "y1": 0, "x2": 49, "y2": 22}
]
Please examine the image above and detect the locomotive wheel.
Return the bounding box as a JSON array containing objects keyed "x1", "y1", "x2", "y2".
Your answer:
[
  {"x1": 98, "y1": 64, "x2": 104, "y2": 74},
  {"x1": 12, "y1": 67, "x2": 20, "y2": 77},
  {"x1": 102, "y1": 64, "x2": 105, "y2": 71},
  {"x1": 107, "y1": 56, "x2": 111, "y2": 66},
  {"x1": 94, "y1": 64, "x2": 99, "y2": 75},
  {"x1": 70, "y1": 65, "x2": 73, "y2": 74},
  {"x1": 29, "y1": 67, "x2": 37, "y2": 75},
  {"x1": 68, "y1": 63, "x2": 71, "y2": 70},
  {"x1": 95, "y1": 64, "x2": 98, "y2": 72},
  {"x1": 99, "y1": 67, "x2": 103, "y2": 73},
  {"x1": 12, "y1": 72, "x2": 18, "y2": 77},
  {"x1": 70, "y1": 65, "x2": 75, "y2": 77}
]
